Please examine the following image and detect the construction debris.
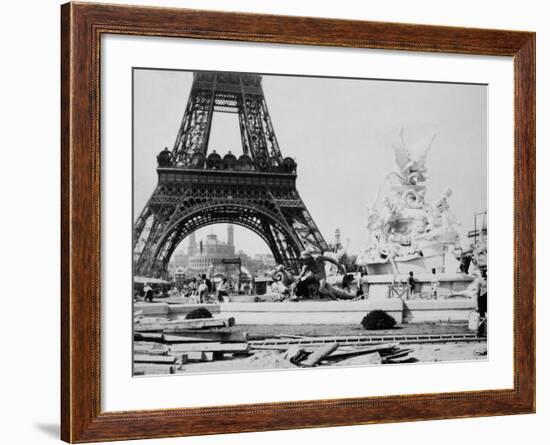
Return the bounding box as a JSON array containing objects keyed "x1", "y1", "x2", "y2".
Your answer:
[
  {"x1": 322, "y1": 343, "x2": 399, "y2": 361},
  {"x1": 133, "y1": 310, "x2": 421, "y2": 375},
  {"x1": 333, "y1": 352, "x2": 382, "y2": 366},
  {"x1": 283, "y1": 346, "x2": 309, "y2": 365},
  {"x1": 134, "y1": 317, "x2": 235, "y2": 332},
  {"x1": 299, "y1": 343, "x2": 339, "y2": 367}
]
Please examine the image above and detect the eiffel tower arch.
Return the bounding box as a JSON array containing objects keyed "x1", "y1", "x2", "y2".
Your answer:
[{"x1": 134, "y1": 71, "x2": 328, "y2": 278}]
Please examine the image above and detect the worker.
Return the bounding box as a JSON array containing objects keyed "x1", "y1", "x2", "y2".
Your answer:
[
  {"x1": 430, "y1": 268, "x2": 440, "y2": 299},
  {"x1": 217, "y1": 277, "x2": 229, "y2": 302},
  {"x1": 297, "y1": 249, "x2": 352, "y2": 300},
  {"x1": 198, "y1": 274, "x2": 212, "y2": 304},
  {"x1": 271, "y1": 265, "x2": 295, "y2": 296},
  {"x1": 407, "y1": 271, "x2": 416, "y2": 299},
  {"x1": 476, "y1": 268, "x2": 488, "y2": 337},
  {"x1": 143, "y1": 283, "x2": 154, "y2": 303}
]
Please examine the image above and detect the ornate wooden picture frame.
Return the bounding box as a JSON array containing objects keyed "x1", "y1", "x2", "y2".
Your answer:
[{"x1": 61, "y1": 2, "x2": 535, "y2": 442}]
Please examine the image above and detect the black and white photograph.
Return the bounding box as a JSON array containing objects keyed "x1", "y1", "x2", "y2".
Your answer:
[
  {"x1": 1, "y1": 0, "x2": 544, "y2": 442},
  {"x1": 132, "y1": 68, "x2": 488, "y2": 376}
]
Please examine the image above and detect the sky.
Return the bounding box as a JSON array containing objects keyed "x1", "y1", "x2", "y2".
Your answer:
[{"x1": 133, "y1": 69, "x2": 487, "y2": 256}]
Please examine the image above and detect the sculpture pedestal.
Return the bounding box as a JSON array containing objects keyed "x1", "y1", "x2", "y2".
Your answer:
[
  {"x1": 362, "y1": 273, "x2": 474, "y2": 300},
  {"x1": 364, "y1": 242, "x2": 460, "y2": 276}
]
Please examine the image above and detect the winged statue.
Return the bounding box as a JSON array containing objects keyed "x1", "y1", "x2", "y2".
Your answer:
[{"x1": 389, "y1": 129, "x2": 436, "y2": 186}]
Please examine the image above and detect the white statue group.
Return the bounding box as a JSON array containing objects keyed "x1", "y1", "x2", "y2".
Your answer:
[{"x1": 356, "y1": 129, "x2": 461, "y2": 273}]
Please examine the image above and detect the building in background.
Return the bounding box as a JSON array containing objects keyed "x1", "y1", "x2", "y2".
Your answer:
[
  {"x1": 174, "y1": 266, "x2": 186, "y2": 288},
  {"x1": 168, "y1": 224, "x2": 276, "y2": 280},
  {"x1": 187, "y1": 225, "x2": 238, "y2": 275}
]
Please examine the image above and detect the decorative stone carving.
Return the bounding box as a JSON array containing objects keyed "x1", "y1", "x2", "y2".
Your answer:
[{"x1": 357, "y1": 130, "x2": 461, "y2": 275}]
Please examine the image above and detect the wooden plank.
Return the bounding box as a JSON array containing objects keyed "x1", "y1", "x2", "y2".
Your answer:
[
  {"x1": 133, "y1": 340, "x2": 168, "y2": 350},
  {"x1": 162, "y1": 335, "x2": 216, "y2": 343},
  {"x1": 249, "y1": 345, "x2": 289, "y2": 351},
  {"x1": 382, "y1": 349, "x2": 413, "y2": 362},
  {"x1": 324, "y1": 343, "x2": 399, "y2": 361},
  {"x1": 163, "y1": 330, "x2": 248, "y2": 343},
  {"x1": 332, "y1": 352, "x2": 382, "y2": 367},
  {"x1": 133, "y1": 363, "x2": 176, "y2": 375},
  {"x1": 169, "y1": 342, "x2": 249, "y2": 354},
  {"x1": 134, "y1": 354, "x2": 177, "y2": 364},
  {"x1": 134, "y1": 347, "x2": 169, "y2": 356},
  {"x1": 135, "y1": 317, "x2": 235, "y2": 332},
  {"x1": 276, "y1": 334, "x2": 309, "y2": 339},
  {"x1": 162, "y1": 317, "x2": 235, "y2": 331},
  {"x1": 134, "y1": 332, "x2": 164, "y2": 341},
  {"x1": 383, "y1": 355, "x2": 418, "y2": 364},
  {"x1": 299, "y1": 343, "x2": 339, "y2": 367}
]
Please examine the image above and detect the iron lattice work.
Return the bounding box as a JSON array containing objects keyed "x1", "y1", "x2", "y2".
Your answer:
[{"x1": 134, "y1": 71, "x2": 328, "y2": 278}]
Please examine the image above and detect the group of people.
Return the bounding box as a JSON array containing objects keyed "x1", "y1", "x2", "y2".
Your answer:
[
  {"x1": 270, "y1": 249, "x2": 362, "y2": 301},
  {"x1": 180, "y1": 275, "x2": 232, "y2": 303},
  {"x1": 138, "y1": 275, "x2": 233, "y2": 304},
  {"x1": 406, "y1": 267, "x2": 488, "y2": 337},
  {"x1": 406, "y1": 269, "x2": 441, "y2": 300}
]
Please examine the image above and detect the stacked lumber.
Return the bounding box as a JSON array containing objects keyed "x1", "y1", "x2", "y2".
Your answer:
[
  {"x1": 133, "y1": 312, "x2": 249, "y2": 375},
  {"x1": 247, "y1": 339, "x2": 417, "y2": 368},
  {"x1": 133, "y1": 338, "x2": 251, "y2": 375}
]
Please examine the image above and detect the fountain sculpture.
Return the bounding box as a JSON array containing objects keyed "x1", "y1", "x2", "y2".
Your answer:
[{"x1": 356, "y1": 130, "x2": 475, "y2": 300}]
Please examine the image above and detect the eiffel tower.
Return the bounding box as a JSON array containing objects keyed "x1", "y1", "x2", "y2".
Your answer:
[{"x1": 133, "y1": 71, "x2": 328, "y2": 278}]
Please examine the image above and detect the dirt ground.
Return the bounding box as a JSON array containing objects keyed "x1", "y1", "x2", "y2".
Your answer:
[
  {"x1": 170, "y1": 322, "x2": 486, "y2": 374},
  {"x1": 175, "y1": 341, "x2": 487, "y2": 374},
  {"x1": 413, "y1": 342, "x2": 487, "y2": 363},
  {"x1": 233, "y1": 322, "x2": 474, "y2": 340}
]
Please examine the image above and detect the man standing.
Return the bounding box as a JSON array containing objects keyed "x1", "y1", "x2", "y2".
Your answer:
[
  {"x1": 217, "y1": 277, "x2": 229, "y2": 302},
  {"x1": 476, "y1": 268, "x2": 488, "y2": 337},
  {"x1": 430, "y1": 268, "x2": 440, "y2": 299},
  {"x1": 143, "y1": 283, "x2": 154, "y2": 303},
  {"x1": 407, "y1": 271, "x2": 416, "y2": 299},
  {"x1": 198, "y1": 274, "x2": 211, "y2": 304}
]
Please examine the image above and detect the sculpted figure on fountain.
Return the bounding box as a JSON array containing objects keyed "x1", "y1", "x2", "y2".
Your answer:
[{"x1": 357, "y1": 130, "x2": 461, "y2": 274}]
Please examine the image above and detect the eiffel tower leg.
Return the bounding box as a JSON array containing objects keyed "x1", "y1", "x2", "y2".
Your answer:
[
  {"x1": 271, "y1": 224, "x2": 300, "y2": 271},
  {"x1": 133, "y1": 204, "x2": 177, "y2": 278},
  {"x1": 298, "y1": 206, "x2": 329, "y2": 252},
  {"x1": 133, "y1": 207, "x2": 151, "y2": 250},
  {"x1": 281, "y1": 205, "x2": 328, "y2": 255},
  {"x1": 257, "y1": 221, "x2": 280, "y2": 264},
  {"x1": 153, "y1": 230, "x2": 179, "y2": 279},
  {"x1": 134, "y1": 212, "x2": 160, "y2": 274},
  {"x1": 261, "y1": 220, "x2": 294, "y2": 267}
]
